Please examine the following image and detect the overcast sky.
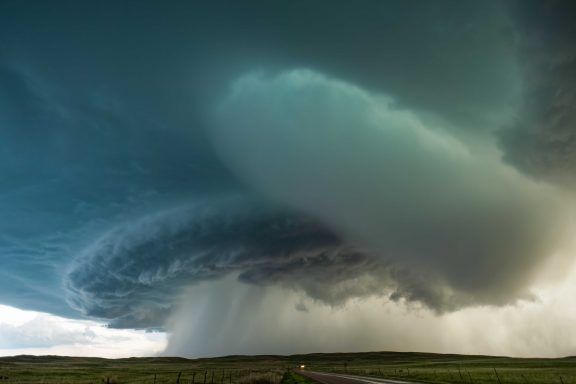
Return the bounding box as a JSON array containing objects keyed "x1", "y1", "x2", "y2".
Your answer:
[{"x1": 1, "y1": 0, "x2": 576, "y2": 358}]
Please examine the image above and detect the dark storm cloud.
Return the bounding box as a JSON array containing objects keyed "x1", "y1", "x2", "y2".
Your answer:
[
  {"x1": 65, "y1": 197, "x2": 377, "y2": 328},
  {"x1": 70, "y1": 197, "x2": 470, "y2": 328},
  {"x1": 501, "y1": 0, "x2": 576, "y2": 184},
  {"x1": 0, "y1": 0, "x2": 573, "y2": 336}
]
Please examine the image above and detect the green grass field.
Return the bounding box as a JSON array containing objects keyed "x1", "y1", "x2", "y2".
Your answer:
[
  {"x1": 281, "y1": 371, "x2": 315, "y2": 384},
  {"x1": 303, "y1": 351, "x2": 576, "y2": 384},
  {"x1": 0, "y1": 351, "x2": 574, "y2": 384}
]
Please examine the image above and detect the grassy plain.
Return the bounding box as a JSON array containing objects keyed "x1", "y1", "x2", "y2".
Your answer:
[
  {"x1": 303, "y1": 351, "x2": 576, "y2": 383},
  {"x1": 0, "y1": 351, "x2": 574, "y2": 384}
]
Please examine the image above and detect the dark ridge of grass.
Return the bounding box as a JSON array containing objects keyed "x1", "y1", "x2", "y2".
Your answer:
[
  {"x1": 115, "y1": 356, "x2": 193, "y2": 364},
  {"x1": 0, "y1": 355, "x2": 108, "y2": 363}
]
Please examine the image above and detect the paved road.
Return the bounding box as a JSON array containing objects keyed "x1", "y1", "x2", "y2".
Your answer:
[{"x1": 297, "y1": 371, "x2": 422, "y2": 384}]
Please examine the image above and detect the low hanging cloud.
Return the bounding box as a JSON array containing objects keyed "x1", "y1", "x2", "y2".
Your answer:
[
  {"x1": 210, "y1": 69, "x2": 572, "y2": 312},
  {"x1": 64, "y1": 197, "x2": 383, "y2": 328}
]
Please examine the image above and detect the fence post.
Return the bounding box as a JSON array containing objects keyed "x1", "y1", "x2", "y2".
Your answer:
[
  {"x1": 192, "y1": 372, "x2": 196, "y2": 384},
  {"x1": 154, "y1": 373, "x2": 157, "y2": 384},
  {"x1": 176, "y1": 371, "x2": 182, "y2": 384},
  {"x1": 204, "y1": 370, "x2": 208, "y2": 384}
]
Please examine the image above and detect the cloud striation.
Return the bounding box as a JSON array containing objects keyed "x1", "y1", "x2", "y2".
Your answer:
[{"x1": 65, "y1": 197, "x2": 379, "y2": 328}]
